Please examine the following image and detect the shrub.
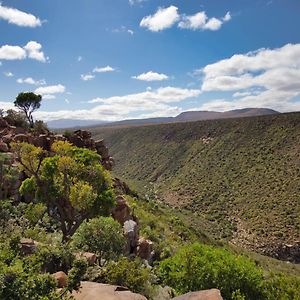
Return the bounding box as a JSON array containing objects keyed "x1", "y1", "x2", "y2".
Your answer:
[
  {"x1": 72, "y1": 217, "x2": 126, "y2": 265},
  {"x1": 159, "y1": 243, "x2": 265, "y2": 300},
  {"x1": 102, "y1": 257, "x2": 153, "y2": 297}
]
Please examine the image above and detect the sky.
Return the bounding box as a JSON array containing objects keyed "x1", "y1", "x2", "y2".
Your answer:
[{"x1": 1, "y1": 0, "x2": 300, "y2": 122}]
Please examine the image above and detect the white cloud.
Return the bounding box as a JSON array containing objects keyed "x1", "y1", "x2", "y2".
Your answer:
[
  {"x1": 129, "y1": 0, "x2": 147, "y2": 5},
  {"x1": 77, "y1": 56, "x2": 82, "y2": 62},
  {"x1": 140, "y1": 6, "x2": 179, "y2": 32},
  {"x1": 0, "y1": 101, "x2": 14, "y2": 110},
  {"x1": 0, "y1": 3, "x2": 42, "y2": 27},
  {"x1": 17, "y1": 77, "x2": 46, "y2": 85},
  {"x1": 233, "y1": 91, "x2": 253, "y2": 98},
  {"x1": 93, "y1": 66, "x2": 115, "y2": 73},
  {"x1": 128, "y1": 29, "x2": 134, "y2": 35},
  {"x1": 132, "y1": 71, "x2": 169, "y2": 81},
  {"x1": 35, "y1": 84, "x2": 65, "y2": 95},
  {"x1": 0, "y1": 45, "x2": 26, "y2": 60},
  {"x1": 24, "y1": 41, "x2": 47, "y2": 62},
  {"x1": 43, "y1": 94, "x2": 56, "y2": 100},
  {"x1": 198, "y1": 43, "x2": 300, "y2": 112},
  {"x1": 0, "y1": 41, "x2": 47, "y2": 62},
  {"x1": 223, "y1": 12, "x2": 231, "y2": 22},
  {"x1": 89, "y1": 86, "x2": 200, "y2": 105},
  {"x1": 4, "y1": 71, "x2": 13, "y2": 77},
  {"x1": 179, "y1": 11, "x2": 231, "y2": 31},
  {"x1": 33, "y1": 86, "x2": 200, "y2": 122},
  {"x1": 81, "y1": 74, "x2": 95, "y2": 81}
]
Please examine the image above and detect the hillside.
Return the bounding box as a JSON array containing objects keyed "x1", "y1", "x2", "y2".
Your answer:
[{"x1": 91, "y1": 112, "x2": 300, "y2": 260}]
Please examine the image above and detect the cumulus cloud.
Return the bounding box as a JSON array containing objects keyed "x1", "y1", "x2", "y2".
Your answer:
[
  {"x1": 17, "y1": 77, "x2": 46, "y2": 85},
  {"x1": 24, "y1": 41, "x2": 47, "y2": 62},
  {"x1": 35, "y1": 84, "x2": 65, "y2": 95},
  {"x1": 33, "y1": 86, "x2": 200, "y2": 122},
  {"x1": 4, "y1": 71, "x2": 13, "y2": 77},
  {"x1": 81, "y1": 74, "x2": 95, "y2": 81},
  {"x1": 93, "y1": 66, "x2": 115, "y2": 73},
  {"x1": 132, "y1": 71, "x2": 169, "y2": 81},
  {"x1": 0, "y1": 3, "x2": 42, "y2": 27},
  {"x1": 178, "y1": 11, "x2": 231, "y2": 31},
  {"x1": 140, "y1": 6, "x2": 180, "y2": 32},
  {"x1": 0, "y1": 41, "x2": 48, "y2": 62},
  {"x1": 0, "y1": 45, "x2": 26, "y2": 60},
  {"x1": 197, "y1": 43, "x2": 300, "y2": 112}
]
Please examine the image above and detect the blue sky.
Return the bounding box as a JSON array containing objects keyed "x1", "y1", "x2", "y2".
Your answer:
[{"x1": 1, "y1": 0, "x2": 300, "y2": 121}]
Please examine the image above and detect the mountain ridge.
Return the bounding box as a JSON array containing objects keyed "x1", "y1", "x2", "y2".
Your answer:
[{"x1": 48, "y1": 107, "x2": 279, "y2": 129}]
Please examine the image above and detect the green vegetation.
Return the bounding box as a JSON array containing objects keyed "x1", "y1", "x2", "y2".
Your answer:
[
  {"x1": 91, "y1": 112, "x2": 300, "y2": 256},
  {"x1": 159, "y1": 242, "x2": 300, "y2": 300},
  {"x1": 73, "y1": 217, "x2": 126, "y2": 265},
  {"x1": 13, "y1": 141, "x2": 115, "y2": 241},
  {"x1": 2, "y1": 110, "x2": 300, "y2": 299}
]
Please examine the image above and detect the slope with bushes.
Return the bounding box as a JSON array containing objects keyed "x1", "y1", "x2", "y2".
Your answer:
[{"x1": 91, "y1": 112, "x2": 300, "y2": 258}]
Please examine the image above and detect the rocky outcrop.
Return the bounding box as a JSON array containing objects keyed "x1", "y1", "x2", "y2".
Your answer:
[
  {"x1": 53, "y1": 271, "x2": 68, "y2": 288},
  {"x1": 112, "y1": 196, "x2": 133, "y2": 225},
  {"x1": 72, "y1": 282, "x2": 147, "y2": 300},
  {"x1": 171, "y1": 289, "x2": 223, "y2": 300},
  {"x1": 273, "y1": 241, "x2": 300, "y2": 263},
  {"x1": 0, "y1": 118, "x2": 113, "y2": 171}
]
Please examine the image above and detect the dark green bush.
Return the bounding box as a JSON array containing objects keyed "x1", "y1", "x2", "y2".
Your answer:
[{"x1": 159, "y1": 243, "x2": 265, "y2": 300}]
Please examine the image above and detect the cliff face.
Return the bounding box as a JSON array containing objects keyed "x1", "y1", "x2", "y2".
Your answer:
[{"x1": 90, "y1": 112, "x2": 300, "y2": 261}]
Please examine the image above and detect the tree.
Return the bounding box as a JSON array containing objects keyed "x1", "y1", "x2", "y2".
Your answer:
[
  {"x1": 14, "y1": 92, "x2": 42, "y2": 128},
  {"x1": 73, "y1": 217, "x2": 126, "y2": 265},
  {"x1": 12, "y1": 141, "x2": 115, "y2": 241}
]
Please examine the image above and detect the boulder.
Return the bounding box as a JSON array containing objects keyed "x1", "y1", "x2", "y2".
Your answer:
[
  {"x1": 72, "y1": 281, "x2": 147, "y2": 300},
  {"x1": 13, "y1": 134, "x2": 33, "y2": 144},
  {"x1": 124, "y1": 220, "x2": 139, "y2": 253},
  {"x1": 0, "y1": 118, "x2": 8, "y2": 128},
  {"x1": 112, "y1": 196, "x2": 132, "y2": 225},
  {"x1": 53, "y1": 271, "x2": 68, "y2": 288},
  {"x1": 20, "y1": 238, "x2": 38, "y2": 255},
  {"x1": 171, "y1": 289, "x2": 223, "y2": 300},
  {"x1": 136, "y1": 238, "x2": 153, "y2": 260},
  {"x1": 75, "y1": 252, "x2": 97, "y2": 265},
  {"x1": 0, "y1": 140, "x2": 8, "y2": 152}
]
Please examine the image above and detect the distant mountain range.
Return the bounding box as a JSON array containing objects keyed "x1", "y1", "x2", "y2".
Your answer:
[{"x1": 47, "y1": 108, "x2": 279, "y2": 129}]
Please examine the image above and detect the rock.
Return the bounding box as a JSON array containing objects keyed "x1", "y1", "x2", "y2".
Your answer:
[
  {"x1": 72, "y1": 281, "x2": 147, "y2": 300},
  {"x1": 0, "y1": 118, "x2": 8, "y2": 128},
  {"x1": 124, "y1": 220, "x2": 139, "y2": 253},
  {"x1": 13, "y1": 133, "x2": 33, "y2": 144},
  {"x1": 75, "y1": 252, "x2": 97, "y2": 265},
  {"x1": 136, "y1": 238, "x2": 153, "y2": 260},
  {"x1": 0, "y1": 140, "x2": 8, "y2": 152},
  {"x1": 112, "y1": 196, "x2": 132, "y2": 225},
  {"x1": 53, "y1": 271, "x2": 68, "y2": 288},
  {"x1": 171, "y1": 289, "x2": 223, "y2": 300},
  {"x1": 20, "y1": 238, "x2": 38, "y2": 255}
]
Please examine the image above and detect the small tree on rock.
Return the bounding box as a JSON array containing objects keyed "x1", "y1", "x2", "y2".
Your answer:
[{"x1": 14, "y1": 92, "x2": 42, "y2": 127}]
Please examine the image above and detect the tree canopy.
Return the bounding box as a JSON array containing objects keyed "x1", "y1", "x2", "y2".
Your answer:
[
  {"x1": 12, "y1": 141, "x2": 115, "y2": 241},
  {"x1": 14, "y1": 92, "x2": 42, "y2": 127}
]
